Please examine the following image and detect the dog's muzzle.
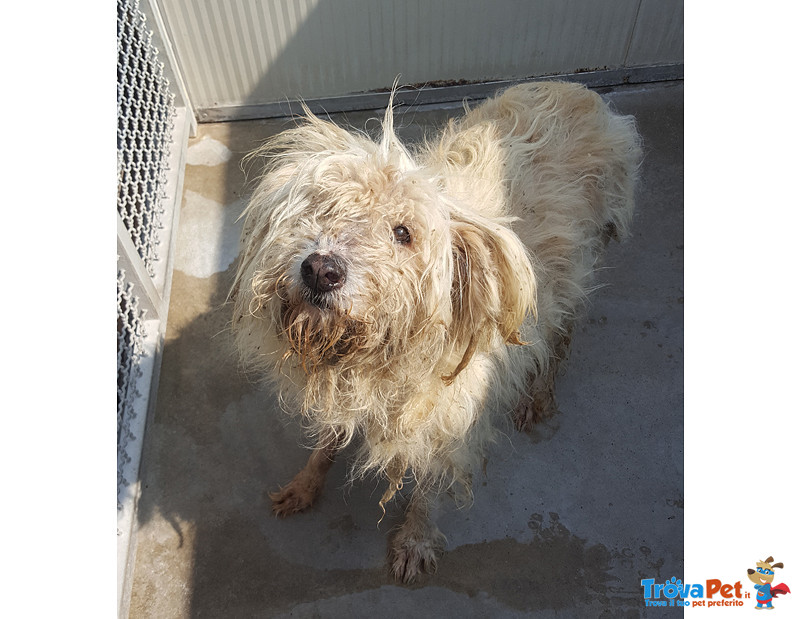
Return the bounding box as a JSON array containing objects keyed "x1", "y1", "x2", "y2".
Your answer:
[{"x1": 300, "y1": 252, "x2": 347, "y2": 297}]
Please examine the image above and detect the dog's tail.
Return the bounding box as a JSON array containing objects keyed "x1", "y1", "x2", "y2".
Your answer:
[{"x1": 600, "y1": 108, "x2": 643, "y2": 242}]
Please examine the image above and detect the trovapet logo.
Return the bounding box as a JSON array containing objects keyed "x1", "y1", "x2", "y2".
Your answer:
[
  {"x1": 640, "y1": 577, "x2": 746, "y2": 608},
  {"x1": 640, "y1": 555, "x2": 791, "y2": 610}
]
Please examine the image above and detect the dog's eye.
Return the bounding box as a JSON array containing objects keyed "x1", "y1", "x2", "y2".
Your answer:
[{"x1": 393, "y1": 225, "x2": 412, "y2": 245}]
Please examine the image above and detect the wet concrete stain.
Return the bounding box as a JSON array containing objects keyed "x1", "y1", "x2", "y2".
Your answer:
[
  {"x1": 431, "y1": 512, "x2": 649, "y2": 616},
  {"x1": 178, "y1": 510, "x2": 659, "y2": 617}
]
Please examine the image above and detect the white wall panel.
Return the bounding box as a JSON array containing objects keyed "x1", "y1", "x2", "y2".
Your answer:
[
  {"x1": 626, "y1": 0, "x2": 684, "y2": 66},
  {"x1": 157, "y1": 0, "x2": 683, "y2": 119}
]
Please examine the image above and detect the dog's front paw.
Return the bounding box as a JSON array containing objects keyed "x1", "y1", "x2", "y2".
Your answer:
[
  {"x1": 389, "y1": 529, "x2": 445, "y2": 583},
  {"x1": 268, "y1": 470, "x2": 323, "y2": 517}
]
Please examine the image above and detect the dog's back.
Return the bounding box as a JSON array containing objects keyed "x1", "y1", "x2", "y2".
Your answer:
[
  {"x1": 461, "y1": 81, "x2": 639, "y2": 238},
  {"x1": 423, "y1": 81, "x2": 642, "y2": 395}
]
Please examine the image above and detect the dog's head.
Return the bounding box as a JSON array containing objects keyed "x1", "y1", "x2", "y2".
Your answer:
[
  {"x1": 747, "y1": 557, "x2": 783, "y2": 585},
  {"x1": 231, "y1": 104, "x2": 536, "y2": 402}
]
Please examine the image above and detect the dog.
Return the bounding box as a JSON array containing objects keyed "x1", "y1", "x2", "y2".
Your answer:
[
  {"x1": 229, "y1": 80, "x2": 642, "y2": 582},
  {"x1": 747, "y1": 556, "x2": 791, "y2": 609}
]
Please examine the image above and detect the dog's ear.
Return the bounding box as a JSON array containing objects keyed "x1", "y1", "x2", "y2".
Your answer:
[{"x1": 443, "y1": 213, "x2": 536, "y2": 384}]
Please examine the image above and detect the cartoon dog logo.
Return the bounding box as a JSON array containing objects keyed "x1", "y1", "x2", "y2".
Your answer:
[{"x1": 747, "y1": 556, "x2": 791, "y2": 610}]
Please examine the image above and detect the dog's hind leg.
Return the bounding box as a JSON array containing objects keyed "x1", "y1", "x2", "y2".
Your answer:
[
  {"x1": 269, "y1": 435, "x2": 339, "y2": 517},
  {"x1": 389, "y1": 484, "x2": 446, "y2": 583},
  {"x1": 514, "y1": 369, "x2": 558, "y2": 432},
  {"x1": 514, "y1": 322, "x2": 574, "y2": 432}
]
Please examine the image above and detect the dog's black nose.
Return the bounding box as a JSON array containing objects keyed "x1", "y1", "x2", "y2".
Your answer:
[{"x1": 300, "y1": 252, "x2": 347, "y2": 294}]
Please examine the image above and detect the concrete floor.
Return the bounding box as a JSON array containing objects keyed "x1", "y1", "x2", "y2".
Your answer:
[{"x1": 129, "y1": 81, "x2": 683, "y2": 618}]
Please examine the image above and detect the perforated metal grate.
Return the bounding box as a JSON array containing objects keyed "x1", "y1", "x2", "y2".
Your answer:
[
  {"x1": 117, "y1": 0, "x2": 175, "y2": 504},
  {"x1": 117, "y1": 269, "x2": 145, "y2": 499},
  {"x1": 117, "y1": 0, "x2": 175, "y2": 277}
]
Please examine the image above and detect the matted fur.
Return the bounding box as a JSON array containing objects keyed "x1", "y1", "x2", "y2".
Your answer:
[{"x1": 230, "y1": 81, "x2": 641, "y2": 580}]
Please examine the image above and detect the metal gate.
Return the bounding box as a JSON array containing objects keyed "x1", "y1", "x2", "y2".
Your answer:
[{"x1": 116, "y1": 0, "x2": 191, "y2": 614}]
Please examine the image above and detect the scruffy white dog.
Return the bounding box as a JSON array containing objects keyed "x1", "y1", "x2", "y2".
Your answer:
[{"x1": 230, "y1": 81, "x2": 641, "y2": 582}]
